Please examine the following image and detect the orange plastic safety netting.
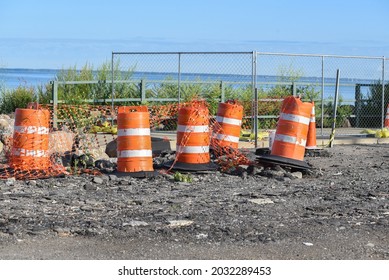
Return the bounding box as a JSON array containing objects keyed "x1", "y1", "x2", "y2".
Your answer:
[
  {"x1": 0, "y1": 104, "x2": 68, "y2": 179},
  {"x1": 165, "y1": 99, "x2": 253, "y2": 172},
  {"x1": 0, "y1": 100, "x2": 254, "y2": 179},
  {"x1": 210, "y1": 100, "x2": 253, "y2": 171}
]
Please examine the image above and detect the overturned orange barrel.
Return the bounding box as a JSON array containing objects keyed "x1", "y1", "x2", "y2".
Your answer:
[
  {"x1": 10, "y1": 108, "x2": 50, "y2": 170},
  {"x1": 271, "y1": 96, "x2": 313, "y2": 161},
  {"x1": 212, "y1": 100, "x2": 243, "y2": 149},
  {"x1": 117, "y1": 106, "x2": 154, "y2": 174}
]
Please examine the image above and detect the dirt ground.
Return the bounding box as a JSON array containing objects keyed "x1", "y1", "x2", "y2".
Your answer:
[{"x1": 0, "y1": 144, "x2": 388, "y2": 260}]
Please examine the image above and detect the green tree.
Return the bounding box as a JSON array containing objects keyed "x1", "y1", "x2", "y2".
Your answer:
[{"x1": 356, "y1": 81, "x2": 389, "y2": 127}]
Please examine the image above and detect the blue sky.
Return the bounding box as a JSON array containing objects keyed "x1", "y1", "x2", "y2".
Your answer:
[{"x1": 0, "y1": 0, "x2": 388, "y2": 69}]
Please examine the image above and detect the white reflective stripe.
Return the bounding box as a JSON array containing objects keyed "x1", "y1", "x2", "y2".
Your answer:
[
  {"x1": 11, "y1": 148, "x2": 48, "y2": 157},
  {"x1": 118, "y1": 128, "x2": 150, "y2": 136},
  {"x1": 177, "y1": 125, "x2": 209, "y2": 133},
  {"x1": 14, "y1": 126, "x2": 49, "y2": 134},
  {"x1": 216, "y1": 116, "x2": 242, "y2": 126},
  {"x1": 279, "y1": 113, "x2": 310, "y2": 126},
  {"x1": 310, "y1": 107, "x2": 316, "y2": 122},
  {"x1": 212, "y1": 133, "x2": 240, "y2": 143},
  {"x1": 118, "y1": 150, "x2": 152, "y2": 158},
  {"x1": 386, "y1": 115, "x2": 389, "y2": 119},
  {"x1": 274, "y1": 134, "x2": 306, "y2": 147},
  {"x1": 176, "y1": 145, "x2": 209, "y2": 153}
]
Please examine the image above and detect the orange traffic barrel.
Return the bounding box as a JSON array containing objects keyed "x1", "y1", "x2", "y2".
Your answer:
[
  {"x1": 166, "y1": 101, "x2": 217, "y2": 171},
  {"x1": 257, "y1": 96, "x2": 312, "y2": 170},
  {"x1": 212, "y1": 100, "x2": 243, "y2": 149},
  {"x1": 271, "y1": 96, "x2": 312, "y2": 161},
  {"x1": 385, "y1": 104, "x2": 389, "y2": 128},
  {"x1": 116, "y1": 106, "x2": 155, "y2": 177},
  {"x1": 306, "y1": 101, "x2": 317, "y2": 149},
  {"x1": 10, "y1": 108, "x2": 50, "y2": 170}
]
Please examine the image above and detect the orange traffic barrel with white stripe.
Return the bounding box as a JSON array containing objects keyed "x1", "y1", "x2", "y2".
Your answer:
[
  {"x1": 271, "y1": 96, "x2": 313, "y2": 161},
  {"x1": 306, "y1": 101, "x2": 317, "y2": 149},
  {"x1": 212, "y1": 100, "x2": 243, "y2": 149},
  {"x1": 385, "y1": 104, "x2": 389, "y2": 128},
  {"x1": 176, "y1": 103, "x2": 210, "y2": 165},
  {"x1": 116, "y1": 106, "x2": 154, "y2": 173},
  {"x1": 10, "y1": 108, "x2": 50, "y2": 170}
]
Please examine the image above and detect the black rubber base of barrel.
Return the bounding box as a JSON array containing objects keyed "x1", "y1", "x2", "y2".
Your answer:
[
  {"x1": 163, "y1": 160, "x2": 218, "y2": 172},
  {"x1": 113, "y1": 170, "x2": 159, "y2": 178},
  {"x1": 255, "y1": 148, "x2": 271, "y2": 156},
  {"x1": 257, "y1": 154, "x2": 311, "y2": 170}
]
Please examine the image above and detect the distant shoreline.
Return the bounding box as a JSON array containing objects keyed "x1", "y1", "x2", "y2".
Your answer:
[{"x1": 0, "y1": 68, "x2": 380, "y2": 102}]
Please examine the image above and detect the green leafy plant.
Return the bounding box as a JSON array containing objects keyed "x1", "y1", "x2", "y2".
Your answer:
[
  {"x1": 0, "y1": 85, "x2": 35, "y2": 114},
  {"x1": 316, "y1": 96, "x2": 353, "y2": 128},
  {"x1": 354, "y1": 81, "x2": 389, "y2": 128},
  {"x1": 173, "y1": 171, "x2": 193, "y2": 183},
  {"x1": 36, "y1": 83, "x2": 53, "y2": 105},
  {"x1": 54, "y1": 61, "x2": 137, "y2": 105}
]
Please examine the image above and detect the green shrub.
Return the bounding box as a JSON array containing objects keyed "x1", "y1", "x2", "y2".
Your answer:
[
  {"x1": 57, "y1": 64, "x2": 94, "y2": 104},
  {"x1": 54, "y1": 61, "x2": 137, "y2": 105},
  {"x1": 316, "y1": 97, "x2": 353, "y2": 128},
  {"x1": 354, "y1": 81, "x2": 389, "y2": 128},
  {"x1": 36, "y1": 83, "x2": 53, "y2": 104},
  {"x1": 152, "y1": 78, "x2": 179, "y2": 100},
  {"x1": 0, "y1": 86, "x2": 35, "y2": 114}
]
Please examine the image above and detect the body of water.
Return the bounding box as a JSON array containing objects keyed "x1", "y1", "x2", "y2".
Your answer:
[
  {"x1": 0, "y1": 68, "x2": 379, "y2": 102},
  {"x1": 0, "y1": 68, "x2": 58, "y2": 89}
]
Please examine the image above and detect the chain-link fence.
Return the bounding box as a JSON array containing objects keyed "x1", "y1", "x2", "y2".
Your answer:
[
  {"x1": 3, "y1": 52, "x2": 385, "y2": 180},
  {"x1": 256, "y1": 53, "x2": 385, "y2": 135},
  {"x1": 112, "y1": 51, "x2": 387, "y2": 139},
  {"x1": 111, "y1": 52, "x2": 255, "y2": 132}
]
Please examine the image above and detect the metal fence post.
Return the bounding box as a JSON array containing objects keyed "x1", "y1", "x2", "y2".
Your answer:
[
  {"x1": 51, "y1": 80, "x2": 58, "y2": 129},
  {"x1": 321, "y1": 55, "x2": 324, "y2": 136},
  {"x1": 382, "y1": 56, "x2": 386, "y2": 128},
  {"x1": 220, "y1": 81, "x2": 225, "y2": 102},
  {"x1": 111, "y1": 52, "x2": 115, "y2": 123},
  {"x1": 178, "y1": 53, "x2": 181, "y2": 103},
  {"x1": 140, "y1": 79, "x2": 146, "y2": 103},
  {"x1": 355, "y1": 84, "x2": 361, "y2": 127},
  {"x1": 252, "y1": 51, "x2": 258, "y2": 148},
  {"x1": 292, "y1": 82, "x2": 296, "y2": 96}
]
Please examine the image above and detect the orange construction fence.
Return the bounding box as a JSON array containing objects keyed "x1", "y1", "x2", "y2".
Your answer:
[{"x1": 0, "y1": 101, "x2": 255, "y2": 179}]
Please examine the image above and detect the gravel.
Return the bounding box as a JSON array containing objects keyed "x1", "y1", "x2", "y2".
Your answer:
[{"x1": 0, "y1": 144, "x2": 388, "y2": 259}]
